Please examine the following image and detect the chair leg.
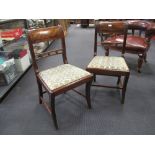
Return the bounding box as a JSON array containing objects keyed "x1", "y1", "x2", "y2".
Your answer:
[
  {"x1": 121, "y1": 75, "x2": 129, "y2": 104},
  {"x1": 138, "y1": 54, "x2": 144, "y2": 73},
  {"x1": 117, "y1": 76, "x2": 121, "y2": 85},
  {"x1": 105, "y1": 48, "x2": 109, "y2": 56},
  {"x1": 49, "y1": 94, "x2": 58, "y2": 129},
  {"x1": 144, "y1": 53, "x2": 147, "y2": 63},
  {"x1": 93, "y1": 74, "x2": 96, "y2": 82},
  {"x1": 139, "y1": 30, "x2": 142, "y2": 36},
  {"x1": 37, "y1": 81, "x2": 43, "y2": 104},
  {"x1": 86, "y1": 81, "x2": 92, "y2": 109},
  {"x1": 100, "y1": 33, "x2": 103, "y2": 42}
]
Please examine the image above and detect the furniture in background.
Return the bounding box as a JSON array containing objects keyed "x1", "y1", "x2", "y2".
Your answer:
[
  {"x1": 86, "y1": 21, "x2": 130, "y2": 104},
  {"x1": 81, "y1": 19, "x2": 89, "y2": 28},
  {"x1": 127, "y1": 20, "x2": 151, "y2": 36},
  {"x1": 80, "y1": 19, "x2": 95, "y2": 28},
  {"x1": 27, "y1": 26, "x2": 93, "y2": 129},
  {"x1": 124, "y1": 20, "x2": 152, "y2": 72},
  {"x1": 98, "y1": 20, "x2": 152, "y2": 72}
]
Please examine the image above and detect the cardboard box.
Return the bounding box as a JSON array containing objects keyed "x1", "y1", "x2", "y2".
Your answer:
[
  {"x1": 15, "y1": 53, "x2": 30, "y2": 72},
  {"x1": 11, "y1": 49, "x2": 30, "y2": 72}
]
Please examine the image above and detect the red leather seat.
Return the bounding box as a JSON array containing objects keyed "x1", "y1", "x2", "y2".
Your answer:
[
  {"x1": 100, "y1": 20, "x2": 154, "y2": 72},
  {"x1": 103, "y1": 35, "x2": 149, "y2": 53}
]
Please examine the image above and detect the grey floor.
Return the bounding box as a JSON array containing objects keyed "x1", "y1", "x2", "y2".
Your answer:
[{"x1": 0, "y1": 25, "x2": 155, "y2": 135}]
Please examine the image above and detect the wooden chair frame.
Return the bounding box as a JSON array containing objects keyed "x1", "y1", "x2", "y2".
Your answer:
[
  {"x1": 87, "y1": 21, "x2": 130, "y2": 104},
  {"x1": 98, "y1": 20, "x2": 152, "y2": 72},
  {"x1": 27, "y1": 26, "x2": 93, "y2": 129},
  {"x1": 126, "y1": 20, "x2": 152, "y2": 72}
]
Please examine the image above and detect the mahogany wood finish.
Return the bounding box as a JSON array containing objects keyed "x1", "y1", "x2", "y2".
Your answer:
[
  {"x1": 27, "y1": 26, "x2": 93, "y2": 129},
  {"x1": 98, "y1": 20, "x2": 153, "y2": 72},
  {"x1": 87, "y1": 21, "x2": 130, "y2": 104},
  {"x1": 127, "y1": 20, "x2": 150, "y2": 36},
  {"x1": 95, "y1": 21, "x2": 128, "y2": 56},
  {"x1": 126, "y1": 20, "x2": 152, "y2": 72}
]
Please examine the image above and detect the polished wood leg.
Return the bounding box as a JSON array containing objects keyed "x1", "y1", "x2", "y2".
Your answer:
[
  {"x1": 37, "y1": 81, "x2": 43, "y2": 104},
  {"x1": 139, "y1": 30, "x2": 142, "y2": 36},
  {"x1": 121, "y1": 75, "x2": 129, "y2": 104},
  {"x1": 86, "y1": 81, "x2": 92, "y2": 109},
  {"x1": 117, "y1": 76, "x2": 121, "y2": 85},
  {"x1": 105, "y1": 48, "x2": 109, "y2": 56},
  {"x1": 144, "y1": 53, "x2": 147, "y2": 63},
  {"x1": 100, "y1": 33, "x2": 103, "y2": 42},
  {"x1": 50, "y1": 94, "x2": 58, "y2": 129},
  {"x1": 93, "y1": 74, "x2": 96, "y2": 82},
  {"x1": 138, "y1": 54, "x2": 144, "y2": 73}
]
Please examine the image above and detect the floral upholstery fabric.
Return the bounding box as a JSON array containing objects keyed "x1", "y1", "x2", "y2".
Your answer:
[
  {"x1": 87, "y1": 56, "x2": 129, "y2": 72},
  {"x1": 39, "y1": 64, "x2": 91, "y2": 91}
]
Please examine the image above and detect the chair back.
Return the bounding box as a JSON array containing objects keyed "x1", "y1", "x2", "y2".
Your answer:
[
  {"x1": 94, "y1": 21, "x2": 128, "y2": 56},
  {"x1": 27, "y1": 25, "x2": 68, "y2": 74},
  {"x1": 127, "y1": 20, "x2": 151, "y2": 37}
]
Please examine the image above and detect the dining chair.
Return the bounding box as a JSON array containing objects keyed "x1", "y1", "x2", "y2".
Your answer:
[{"x1": 27, "y1": 26, "x2": 93, "y2": 129}]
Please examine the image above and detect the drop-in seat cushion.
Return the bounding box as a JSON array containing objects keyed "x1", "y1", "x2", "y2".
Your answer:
[
  {"x1": 87, "y1": 56, "x2": 129, "y2": 72},
  {"x1": 39, "y1": 64, "x2": 92, "y2": 91}
]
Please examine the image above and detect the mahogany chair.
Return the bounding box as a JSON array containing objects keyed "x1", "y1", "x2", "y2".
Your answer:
[
  {"x1": 102, "y1": 20, "x2": 151, "y2": 72},
  {"x1": 125, "y1": 20, "x2": 152, "y2": 72},
  {"x1": 127, "y1": 20, "x2": 150, "y2": 36},
  {"x1": 27, "y1": 26, "x2": 93, "y2": 129},
  {"x1": 86, "y1": 21, "x2": 130, "y2": 104}
]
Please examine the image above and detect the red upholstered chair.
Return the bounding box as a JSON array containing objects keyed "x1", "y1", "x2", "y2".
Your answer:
[
  {"x1": 126, "y1": 20, "x2": 152, "y2": 72},
  {"x1": 145, "y1": 21, "x2": 155, "y2": 41},
  {"x1": 86, "y1": 21, "x2": 130, "y2": 104},
  {"x1": 27, "y1": 26, "x2": 93, "y2": 129},
  {"x1": 103, "y1": 20, "x2": 151, "y2": 72},
  {"x1": 127, "y1": 20, "x2": 150, "y2": 36}
]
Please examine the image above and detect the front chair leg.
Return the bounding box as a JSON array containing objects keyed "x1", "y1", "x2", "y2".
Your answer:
[
  {"x1": 121, "y1": 75, "x2": 129, "y2": 104},
  {"x1": 50, "y1": 94, "x2": 58, "y2": 129},
  {"x1": 86, "y1": 80, "x2": 92, "y2": 109}
]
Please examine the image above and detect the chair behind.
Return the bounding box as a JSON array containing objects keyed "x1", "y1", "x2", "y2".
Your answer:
[{"x1": 94, "y1": 21, "x2": 128, "y2": 56}]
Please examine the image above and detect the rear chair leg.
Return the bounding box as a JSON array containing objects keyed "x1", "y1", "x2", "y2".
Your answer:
[
  {"x1": 144, "y1": 53, "x2": 147, "y2": 63},
  {"x1": 93, "y1": 74, "x2": 96, "y2": 82},
  {"x1": 38, "y1": 81, "x2": 43, "y2": 104},
  {"x1": 138, "y1": 54, "x2": 144, "y2": 73},
  {"x1": 105, "y1": 48, "x2": 110, "y2": 56},
  {"x1": 86, "y1": 80, "x2": 92, "y2": 109},
  {"x1": 122, "y1": 75, "x2": 129, "y2": 104},
  {"x1": 117, "y1": 76, "x2": 121, "y2": 85},
  {"x1": 50, "y1": 94, "x2": 58, "y2": 129}
]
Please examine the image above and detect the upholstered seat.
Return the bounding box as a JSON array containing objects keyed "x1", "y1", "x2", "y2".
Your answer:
[
  {"x1": 39, "y1": 64, "x2": 92, "y2": 91},
  {"x1": 103, "y1": 35, "x2": 148, "y2": 52},
  {"x1": 87, "y1": 56, "x2": 129, "y2": 72}
]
